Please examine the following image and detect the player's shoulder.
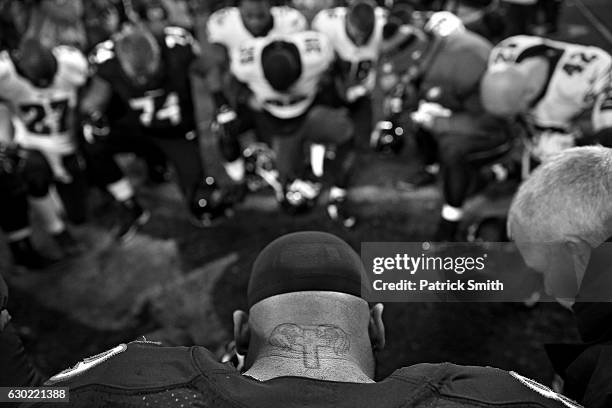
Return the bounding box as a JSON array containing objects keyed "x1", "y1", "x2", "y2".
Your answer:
[
  {"x1": 312, "y1": 7, "x2": 346, "y2": 30},
  {"x1": 271, "y1": 6, "x2": 307, "y2": 32},
  {"x1": 53, "y1": 45, "x2": 88, "y2": 74},
  {"x1": 393, "y1": 362, "x2": 580, "y2": 407},
  {"x1": 271, "y1": 5, "x2": 305, "y2": 20},
  {"x1": 46, "y1": 341, "x2": 228, "y2": 389},
  {"x1": 207, "y1": 6, "x2": 240, "y2": 30}
]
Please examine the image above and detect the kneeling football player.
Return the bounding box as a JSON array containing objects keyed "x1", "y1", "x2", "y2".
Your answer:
[{"x1": 227, "y1": 30, "x2": 357, "y2": 227}]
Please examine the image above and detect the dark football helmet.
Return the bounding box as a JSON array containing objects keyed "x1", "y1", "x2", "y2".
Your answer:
[{"x1": 243, "y1": 143, "x2": 279, "y2": 193}]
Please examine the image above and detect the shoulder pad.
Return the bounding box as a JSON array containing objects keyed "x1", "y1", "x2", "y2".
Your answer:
[
  {"x1": 45, "y1": 342, "x2": 207, "y2": 388},
  {"x1": 272, "y1": 6, "x2": 307, "y2": 32},
  {"x1": 207, "y1": 7, "x2": 238, "y2": 33},
  {"x1": 46, "y1": 343, "x2": 129, "y2": 385}
]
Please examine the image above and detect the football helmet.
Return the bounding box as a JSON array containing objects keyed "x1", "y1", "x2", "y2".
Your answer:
[
  {"x1": 243, "y1": 143, "x2": 280, "y2": 193},
  {"x1": 281, "y1": 179, "x2": 321, "y2": 214}
]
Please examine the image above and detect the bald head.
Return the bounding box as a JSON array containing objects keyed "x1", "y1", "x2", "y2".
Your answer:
[
  {"x1": 234, "y1": 232, "x2": 385, "y2": 381},
  {"x1": 480, "y1": 64, "x2": 530, "y2": 117}
]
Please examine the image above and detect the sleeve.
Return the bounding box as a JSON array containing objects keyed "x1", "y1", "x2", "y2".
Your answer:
[
  {"x1": 589, "y1": 50, "x2": 612, "y2": 131},
  {"x1": 206, "y1": 8, "x2": 230, "y2": 46},
  {"x1": 55, "y1": 46, "x2": 88, "y2": 87}
]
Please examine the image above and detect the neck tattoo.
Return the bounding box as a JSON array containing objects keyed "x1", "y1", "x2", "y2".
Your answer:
[{"x1": 267, "y1": 323, "x2": 350, "y2": 369}]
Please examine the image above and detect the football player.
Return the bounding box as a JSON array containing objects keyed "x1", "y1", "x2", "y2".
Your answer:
[
  {"x1": 228, "y1": 31, "x2": 357, "y2": 226},
  {"x1": 389, "y1": 28, "x2": 513, "y2": 241},
  {"x1": 36, "y1": 232, "x2": 577, "y2": 408},
  {"x1": 204, "y1": 0, "x2": 307, "y2": 180},
  {"x1": 0, "y1": 38, "x2": 89, "y2": 260},
  {"x1": 81, "y1": 24, "x2": 236, "y2": 229},
  {"x1": 311, "y1": 1, "x2": 387, "y2": 150},
  {"x1": 481, "y1": 35, "x2": 612, "y2": 166},
  {"x1": 0, "y1": 105, "x2": 56, "y2": 269}
]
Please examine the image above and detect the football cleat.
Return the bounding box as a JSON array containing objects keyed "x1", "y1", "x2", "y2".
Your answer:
[
  {"x1": 281, "y1": 179, "x2": 321, "y2": 214},
  {"x1": 114, "y1": 198, "x2": 150, "y2": 242},
  {"x1": 371, "y1": 120, "x2": 405, "y2": 155},
  {"x1": 52, "y1": 229, "x2": 85, "y2": 257}
]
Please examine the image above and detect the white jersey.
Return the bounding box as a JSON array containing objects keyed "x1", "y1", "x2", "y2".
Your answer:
[
  {"x1": 490, "y1": 35, "x2": 612, "y2": 130},
  {"x1": 311, "y1": 7, "x2": 386, "y2": 93},
  {"x1": 206, "y1": 6, "x2": 307, "y2": 58},
  {"x1": 0, "y1": 46, "x2": 87, "y2": 155},
  {"x1": 231, "y1": 31, "x2": 334, "y2": 119}
]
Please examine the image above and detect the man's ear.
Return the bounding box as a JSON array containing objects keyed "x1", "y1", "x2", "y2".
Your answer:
[
  {"x1": 368, "y1": 303, "x2": 385, "y2": 351},
  {"x1": 232, "y1": 310, "x2": 250, "y2": 355}
]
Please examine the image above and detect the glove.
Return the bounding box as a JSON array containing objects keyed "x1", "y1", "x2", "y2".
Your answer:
[
  {"x1": 410, "y1": 101, "x2": 452, "y2": 130},
  {"x1": 82, "y1": 111, "x2": 110, "y2": 144}
]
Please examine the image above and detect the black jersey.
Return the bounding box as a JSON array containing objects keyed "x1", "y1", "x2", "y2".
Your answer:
[
  {"x1": 89, "y1": 26, "x2": 198, "y2": 138},
  {"x1": 28, "y1": 341, "x2": 579, "y2": 407}
]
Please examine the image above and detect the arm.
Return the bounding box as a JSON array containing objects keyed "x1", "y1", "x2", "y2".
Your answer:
[
  {"x1": 0, "y1": 102, "x2": 13, "y2": 144},
  {"x1": 79, "y1": 76, "x2": 113, "y2": 117}
]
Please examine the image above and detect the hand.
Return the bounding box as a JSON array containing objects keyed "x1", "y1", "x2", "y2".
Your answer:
[
  {"x1": 82, "y1": 111, "x2": 110, "y2": 144},
  {"x1": 410, "y1": 101, "x2": 452, "y2": 130},
  {"x1": 345, "y1": 84, "x2": 368, "y2": 103},
  {"x1": 215, "y1": 105, "x2": 240, "y2": 139}
]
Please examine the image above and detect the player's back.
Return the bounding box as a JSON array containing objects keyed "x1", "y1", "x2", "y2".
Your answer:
[
  {"x1": 490, "y1": 35, "x2": 612, "y2": 128},
  {"x1": 0, "y1": 46, "x2": 87, "y2": 153},
  {"x1": 27, "y1": 341, "x2": 575, "y2": 407},
  {"x1": 420, "y1": 30, "x2": 492, "y2": 113}
]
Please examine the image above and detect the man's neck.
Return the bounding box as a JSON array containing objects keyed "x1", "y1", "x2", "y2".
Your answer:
[
  {"x1": 243, "y1": 354, "x2": 375, "y2": 383},
  {"x1": 242, "y1": 322, "x2": 376, "y2": 383}
]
